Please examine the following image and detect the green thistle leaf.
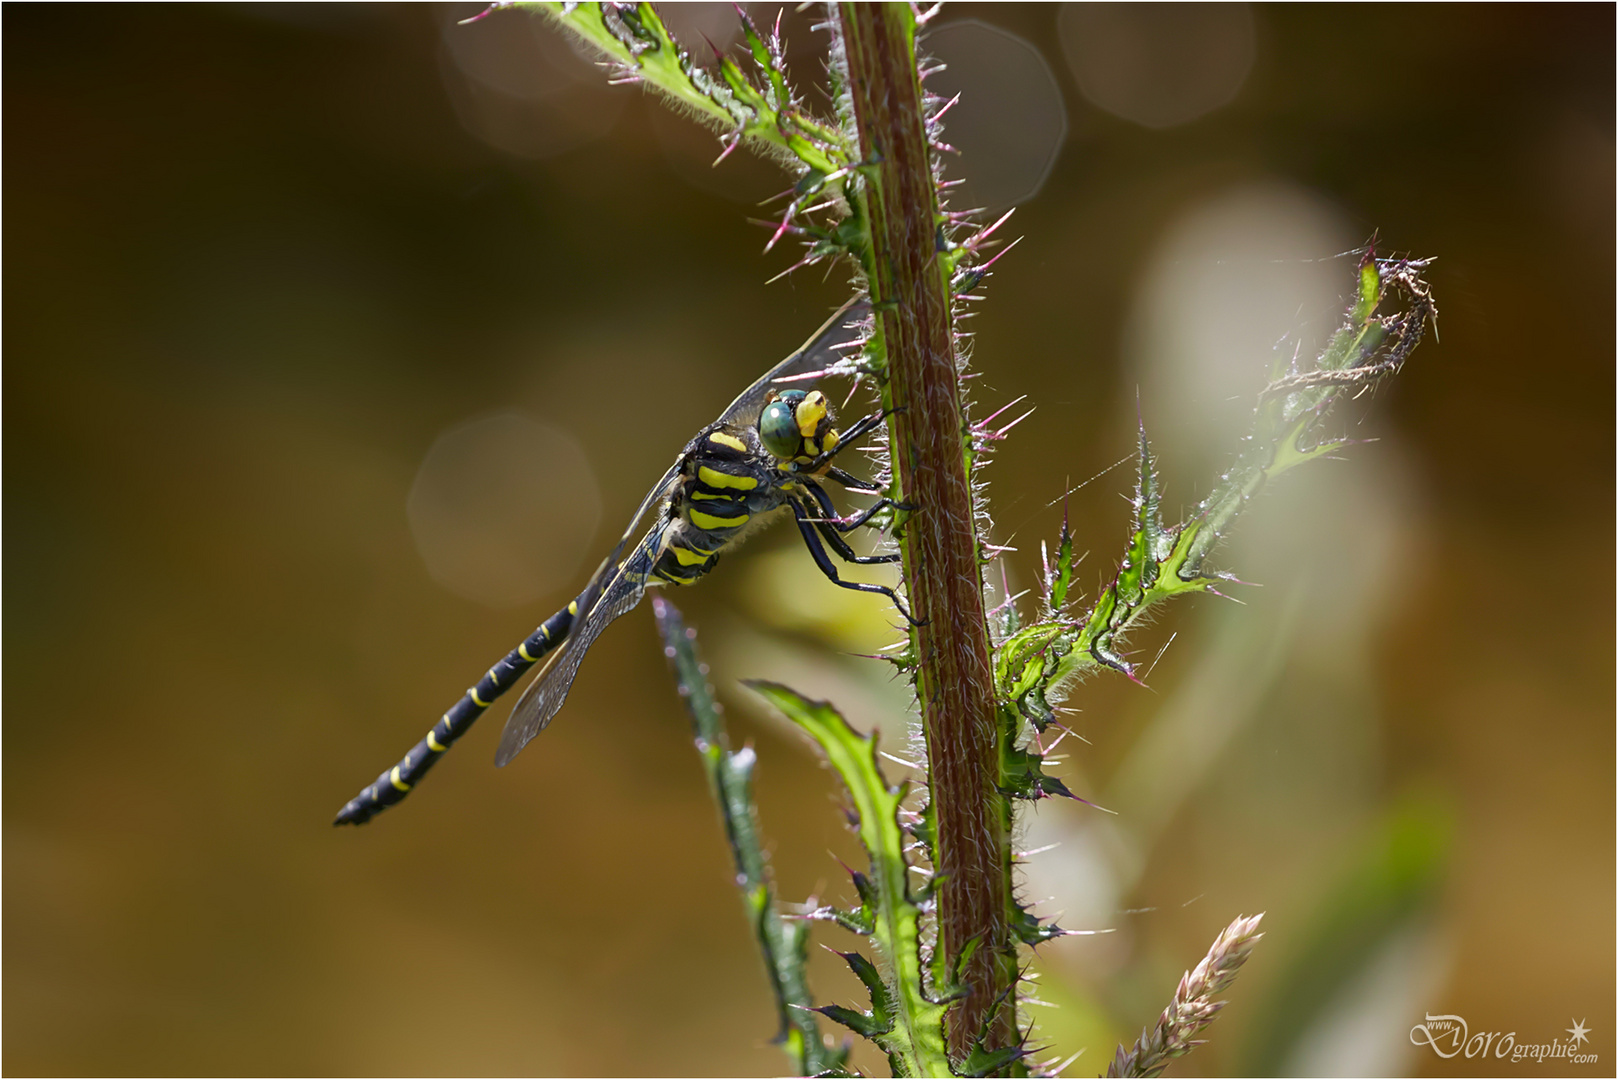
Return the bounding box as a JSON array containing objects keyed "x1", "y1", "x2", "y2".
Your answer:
[
  {"x1": 1009, "y1": 903, "x2": 1068, "y2": 947},
  {"x1": 956, "y1": 1042, "x2": 1028, "y2": 1078},
  {"x1": 747, "y1": 681, "x2": 951, "y2": 1077}
]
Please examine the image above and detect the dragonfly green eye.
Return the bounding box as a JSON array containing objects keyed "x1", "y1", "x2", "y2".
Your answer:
[{"x1": 760, "y1": 399, "x2": 802, "y2": 459}]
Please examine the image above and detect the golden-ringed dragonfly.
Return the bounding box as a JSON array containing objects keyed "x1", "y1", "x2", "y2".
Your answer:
[{"x1": 335, "y1": 298, "x2": 911, "y2": 826}]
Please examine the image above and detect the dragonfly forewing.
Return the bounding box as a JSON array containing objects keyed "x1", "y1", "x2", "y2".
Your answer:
[{"x1": 494, "y1": 538, "x2": 661, "y2": 767}]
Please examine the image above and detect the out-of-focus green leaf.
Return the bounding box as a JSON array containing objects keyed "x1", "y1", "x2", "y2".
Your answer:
[{"x1": 1238, "y1": 792, "x2": 1453, "y2": 1075}]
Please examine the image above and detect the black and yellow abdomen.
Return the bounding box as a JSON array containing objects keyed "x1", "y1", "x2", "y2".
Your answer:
[{"x1": 333, "y1": 595, "x2": 582, "y2": 825}]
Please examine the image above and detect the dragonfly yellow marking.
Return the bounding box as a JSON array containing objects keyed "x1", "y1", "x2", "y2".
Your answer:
[
  {"x1": 797, "y1": 394, "x2": 828, "y2": 436},
  {"x1": 698, "y1": 466, "x2": 758, "y2": 490},
  {"x1": 689, "y1": 508, "x2": 748, "y2": 530}
]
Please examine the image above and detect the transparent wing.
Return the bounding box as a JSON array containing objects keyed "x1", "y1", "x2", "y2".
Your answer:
[
  {"x1": 492, "y1": 297, "x2": 868, "y2": 766},
  {"x1": 586, "y1": 297, "x2": 865, "y2": 573},
  {"x1": 577, "y1": 460, "x2": 680, "y2": 596},
  {"x1": 711, "y1": 297, "x2": 870, "y2": 431},
  {"x1": 494, "y1": 534, "x2": 660, "y2": 766}
]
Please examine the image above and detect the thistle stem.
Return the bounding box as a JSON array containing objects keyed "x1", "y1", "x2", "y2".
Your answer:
[{"x1": 837, "y1": 3, "x2": 1014, "y2": 1058}]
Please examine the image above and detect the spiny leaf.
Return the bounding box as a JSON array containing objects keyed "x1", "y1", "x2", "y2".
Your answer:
[
  {"x1": 813, "y1": 870, "x2": 879, "y2": 936},
  {"x1": 956, "y1": 1042, "x2": 1029, "y2": 1077},
  {"x1": 994, "y1": 623, "x2": 1064, "y2": 700},
  {"x1": 910, "y1": 800, "x2": 937, "y2": 862},
  {"x1": 1001, "y1": 742, "x2": 1073, "y2": 802},
  {"x1": 928, "y1": 932, "x2": 987, "y2": 1008},
  {"x1": 1002, "y1": 255, "x2": 1434, "y2": 709},
  {"x1": 816, "y1": 1003, "x2": 892, "y2": 1042},
  {"x1": 747, "y1": 682, "x2": 951, "y2": 1077},
  {"x1": 1118, "y1": 421, "x2": 1166, "y2": 607},
  {"x1": 1351, "y1": 244, "x2": 1380, "y2": 325},
  {"x1": 1045, "y1": 506, "x2": 1077, "y2": 614},
  {"x1": 842, "y1": 949, "x2": 897, "y2": 1019},
  {"x1": 738, "y1": 8, "x2": 787, "y2": 110},
  {"x1": 519, "y1": 2, "x2": 849, "y2": 201},
  {"x1": 817, "y1": 950, "x2": 897, "y2": 1045},
  {"x1": 1009, "y1": 903, "x2": 1068, "y2": 947},
  {"x1": 805, "y1": 902, "x2": 875, "y2": 937},
  {"x1": 910, "y1": 867, "x2": 946, "y2": 909}
]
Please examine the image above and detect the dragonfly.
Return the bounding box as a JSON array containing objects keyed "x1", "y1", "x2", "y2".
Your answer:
[{"x1": 334, "y1": 297, "x2": 911, "y2": 826}]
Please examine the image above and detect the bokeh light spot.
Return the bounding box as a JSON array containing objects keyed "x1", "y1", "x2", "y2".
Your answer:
[
  {"x1": 656, "y1": 3, "x2": 742, "y2": 54},
  {"x1": 1058, "y1": 3, "x2": 1255, "y2": 129},
  {"x1": 1125, "y1": 181, "x2": 1355, "y2": 465},
  {"x1": 407, "y1": 412, "x2": 602, "y2": 609},
  {"x1": 924, "y1": 19, "x2": 1068, "y2": 211},
  {"x1": 438, "y1": 4, "x2": 624, "y2": 159}
]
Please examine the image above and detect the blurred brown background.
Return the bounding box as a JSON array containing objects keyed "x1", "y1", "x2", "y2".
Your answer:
[{"x1": 5, "y1": 4, "x2": 1612, "y2": 1076}]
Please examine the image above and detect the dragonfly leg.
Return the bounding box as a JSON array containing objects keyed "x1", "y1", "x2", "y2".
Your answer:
[
  {"x1": 806, "y1": 407, "x2": 895, "y2": 474},
  {"x1": 832, "y1": 407, "x2": 890, "y2": 447},
  {"x1": 822, "y1": 467, "x2": 920, "y2": 513},
  {"x1": 825, "y1": 465, "x2": 883, "y2": 493},
  {"x1": 815, "y1": 403, "x2": 908, "y2": 460},
  {"x1": 792, "y1": 500, "x2": 921, "y2": 625},
  {"x1": 798, "y1": 496, "x2": 900, "y2": 566},
  {"x1": 799, "y1": 480, "x2": 904, "y2": 551}
]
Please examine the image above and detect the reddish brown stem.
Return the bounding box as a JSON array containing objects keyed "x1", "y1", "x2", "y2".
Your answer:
[{"x1": 838, "y1": 3, "x2": 1013, "y2": 1059}]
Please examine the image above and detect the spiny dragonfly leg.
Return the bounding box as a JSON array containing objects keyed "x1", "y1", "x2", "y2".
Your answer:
[
  {"x1": 808, "y1": 406, "x2": 900, "y2": 474},
  {"x1": 799, "y1": 480, "x2": 904, "y2": 558},
  {"x1": 791, "y1": 500, "x2": 921, "y2": 625},
  {"x1": 825, "y1": 465, "x2": 883, "y2": 493}
]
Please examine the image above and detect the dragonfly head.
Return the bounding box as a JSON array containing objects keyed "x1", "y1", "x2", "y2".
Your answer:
[{"x1": 760, "y1": 389, "x2": 840, "y2": 468}]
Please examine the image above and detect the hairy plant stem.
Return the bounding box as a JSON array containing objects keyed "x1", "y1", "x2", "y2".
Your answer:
[
  {"x1": 651, "y1": 597, "x2": 842, "y2": 1077},
  {"x1": 837, "y1": 3, "x2": 1013, "y2": 1058}
]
